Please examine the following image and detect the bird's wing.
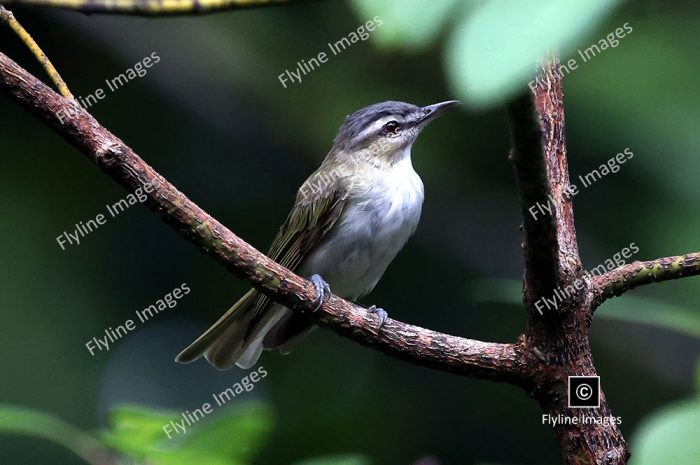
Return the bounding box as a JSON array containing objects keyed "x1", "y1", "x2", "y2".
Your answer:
[
  {"x1": 175, "y1": 168, "x2": 349, "y2": 366},
  {"x1": 245, "y1": 173, "x2": 349, "y2": 335}
]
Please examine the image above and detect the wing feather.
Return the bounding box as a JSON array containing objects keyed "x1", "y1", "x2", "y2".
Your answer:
[{"x1": 245, "y1": 173, "x2": 348, "y2": 335}]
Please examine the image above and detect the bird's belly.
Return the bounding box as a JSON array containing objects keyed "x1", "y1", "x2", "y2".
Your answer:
[{"x1": 299, "y1": 178, "x2": 423, "y2": 300}]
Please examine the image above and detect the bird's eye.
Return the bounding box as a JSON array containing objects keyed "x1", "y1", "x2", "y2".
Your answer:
[{"x1": 383, "y1": 121, "x2": 400, "y2": 135}]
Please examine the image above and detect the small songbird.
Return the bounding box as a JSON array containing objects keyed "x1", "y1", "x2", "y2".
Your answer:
[{"x1": 176, "y1": 100, "x2": 460, "y2": 370}]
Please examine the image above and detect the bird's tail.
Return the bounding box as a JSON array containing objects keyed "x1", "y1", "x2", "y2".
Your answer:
[{"x1": 176, "y1": 289, "x2": 286, "y2": 370}]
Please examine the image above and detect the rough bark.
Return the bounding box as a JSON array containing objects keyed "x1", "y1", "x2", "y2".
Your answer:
[
  {"x1": 509, "y1": 59, "x2": 628, "y2": 465},
  {"x1": 592, "y1": 252, "x2": 700, "y2": 306}
]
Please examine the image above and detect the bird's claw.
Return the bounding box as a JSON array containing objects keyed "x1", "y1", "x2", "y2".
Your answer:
[
  {"x1": 310, "y1": 274, "x2": 331, "y2": 312},
  {"x1": 368, "y1": 305, "x2": 388, "y2": 328}
]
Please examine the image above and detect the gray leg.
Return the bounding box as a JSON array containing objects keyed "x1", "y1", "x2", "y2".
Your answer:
[
  {"x1": 368, "y1": 305, "x2": 388, "y2": 328},
  {"x1": 309, "y1": 274, "x2": 331, "y2": 312}
]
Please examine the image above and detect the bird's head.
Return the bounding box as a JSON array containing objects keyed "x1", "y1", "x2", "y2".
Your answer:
[{"x1": 330, "y1": 100, "x2": 460, "y2": 164}]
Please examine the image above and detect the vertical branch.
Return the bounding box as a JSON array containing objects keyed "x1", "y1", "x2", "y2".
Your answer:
[
  {"x1": 507, "y1": 93, "x2": 560, "y2": 306},
  {"x1": 508, "y1": 58, "x2": 629, "y2": 464},
  {"x1": 532, "y1": 59, "x2": 581, "y2": 282},
  {"x1": 507, "y1": 57, "x2": 582, "y2": 313}
]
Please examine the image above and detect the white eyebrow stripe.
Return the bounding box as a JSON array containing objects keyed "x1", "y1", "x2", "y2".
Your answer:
[{"x1": 356, "y1": 116, "x2": 402, "y2": 141}]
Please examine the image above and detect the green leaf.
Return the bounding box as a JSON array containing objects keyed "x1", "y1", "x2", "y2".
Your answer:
[
  {"x1": 178, "y1": 402, "x2": 273, "y2": 462},
  {"x1": 291, "y1": 455, "x2": 370, "y2": 465},
  {"x1": 350, "y1": 0, "x2": 462, "y2": 51},
  {"x1": 0, "y1": 403, "x2": 107, "y2": 464},
  {"x1": 102, "y1": 402, "x2": 273, "y2": 465},
  {"x1": 566, "y1": 18, "x2": 700, "y2": 204},
  {"x1": 633, "y1": 399, "x2": 700, "y2": 465},
  {"x1": 101, "y1": 404, "x2": 180, "y2": 458},
  {"x1": 599, "y1": 296, "x2": 700, "y2": 340},
  {"x1": 446, "y1": 0, "x2": 621, "y2": 108}
]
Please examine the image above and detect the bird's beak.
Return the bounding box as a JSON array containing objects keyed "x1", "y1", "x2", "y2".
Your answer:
[{"x1": 417, "y1": 100, "x2": 461, "y2": 125}]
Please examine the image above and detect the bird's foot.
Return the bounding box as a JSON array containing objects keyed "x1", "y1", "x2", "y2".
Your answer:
[
  {"x1": 309, "y1": 274, "x2": 331, "y2": 312},
  {"x1": 368, "y1": 305, "x2": 388, "y2": 328}
]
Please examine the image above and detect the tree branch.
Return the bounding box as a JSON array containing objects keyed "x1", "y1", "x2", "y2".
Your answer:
[
  {"x1": 508, "y1": 59, "x2": 629, "y2": 464},
  {"x1": 0, "y1": 0, "x2": 307, "y2": 16},
  {"x1": 507, "y1": 93, "x2": 560, "y2": 306},
  {"x1": 0, "y1": 50, "x2": 532, "y2": 383},
  {"x1": 507, "y1": 58, "x2": 582, "y2": 312},
  {"x1": 592, "y1": 252, "x2": 700, "y2": 305}
]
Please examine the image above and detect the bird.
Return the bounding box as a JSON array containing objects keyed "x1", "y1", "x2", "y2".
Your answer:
[{"x1": 176, "y1": 100, "x2": 460, "y2": 370}]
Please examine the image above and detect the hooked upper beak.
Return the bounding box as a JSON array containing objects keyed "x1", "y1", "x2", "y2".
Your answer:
[{"x1": 417, "y1": 100, "x2": 461, "y2": 125}]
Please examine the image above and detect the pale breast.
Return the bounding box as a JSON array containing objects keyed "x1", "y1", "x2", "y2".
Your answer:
[{"x1": 299, "y1": 157, "x2": 424, "y2": 300}]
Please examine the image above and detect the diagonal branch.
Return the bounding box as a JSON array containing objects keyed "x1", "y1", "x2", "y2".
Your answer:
[
  {"x1": 0, "y1": 0, "x2": 307, "y2": 16},
  {"x1": 0, "y1": 5, "x2": 73, "y2": 98},
  {"x1": 592, "y1": 252, "x2": 700, "y2": 306},
  {"x1": 506, "y1": 58, "x2": 582, "y2": 312},
  {"x1": 0, "y1": 50, "x2": 534, "y2": 383}
]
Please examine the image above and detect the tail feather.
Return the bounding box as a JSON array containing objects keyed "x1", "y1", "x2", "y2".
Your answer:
[
  {"x1": 176, "y1": 291, "x2": 317, "y2": 370},
  {"x1": 175, "y1": 289, "x2": 257, "y2": 366},
  {"x1": 232, "y1": 306, "x2": 287, "y2": 369},
  {"x1": 205, "y1": 305, "x2": 286, "y2": 369},
  {"x1": 204, "y1": 309, "x2": 257, "y2": 369}
]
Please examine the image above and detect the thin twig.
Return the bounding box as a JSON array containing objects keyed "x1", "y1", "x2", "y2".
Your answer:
[
  {"x1": 0, "y1": 5, "x2": 73, "y2": 99},
  {"x1": 592, "y1": 252, "x2": 700, "y2": 306},
  {"x1": 0, "y1": 0, "x2": 305, "y2": 16}
]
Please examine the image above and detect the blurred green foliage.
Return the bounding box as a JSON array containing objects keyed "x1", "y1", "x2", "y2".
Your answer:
[
  {"x1": 0, "y1": 404, "x2": 105, "y2": 463},
  {"x1": 102, "y1": 403, "x2": 273, "y2": 465},
  {"x1": 350, "y1": 0, "x2": 462, "y2": 51},
  {"x1": 633, "y1": 363, "x2": 700, "y2": 465},
  {"x1": 1, "y1": 0, "x2": 699, "y2": 464},
  {"x1": 468, "y1": 278, "x2": 700, "y2": 340},
  {"x1": 353, "y1": 0, "x2": 623, "y2": 107},
  {"x1": 1, "y1": 402, "x2": 362, "y2": 465},
  {"x1": 291, "y1": 455, "x2": 369, "y2": 465}
]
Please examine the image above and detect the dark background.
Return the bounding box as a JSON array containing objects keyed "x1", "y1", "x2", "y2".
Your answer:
[{"x1": 1, "y1": 1, "x2": 698, "y2": 464}]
